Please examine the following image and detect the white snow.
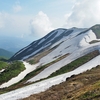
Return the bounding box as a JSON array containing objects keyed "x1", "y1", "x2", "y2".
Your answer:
[
  {"x1": 22, "y1": 46, "x2": 44, "y2": 60},
  {"x1": 39, "y1": 29, "x2": 94, "y2": 65},
  {"x1": 46, "y1": 30, "x2": 56, "y2": 39},
  {"x1": 55, "y1": 29, "x2": 65, "y2": 38},
  {"x1": 43, "y1": 42, "x2": 51, "y2": 48},
  {"x1": 0, "y1": 55, "x2": 100, "y2": 100},
  {"x1": 0, "y1": 62, "x2": 39, "y2": 88},
  {"x1": 79, "y1": 30, "x2": 97, "y2": 47},
  {"x1": 38, "y1": 38, "x2": 46, "y2": 45},
  {"x1": 0, "y1": 69, "x2": 5, "y2": 73},
  {"x1": 46, "y1": 29, "x2": 65, "y2": 45},
  {"x1": 14, "y1": 44, "x2": 31, "y2": 57}
]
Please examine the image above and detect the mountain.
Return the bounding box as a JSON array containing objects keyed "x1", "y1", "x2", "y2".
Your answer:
[
  {"x1": 10, "y1": 24, "x2": 100, "y2": 61},
  {"x1": 0, "y1": 36, "x2": 32, "y2": 53},
  {"x1": 0, "y1": 48, "x2": 14, "y2": 58},
  {"x1": 0, "y1": 24, "x2": 100, "y2": 100}
]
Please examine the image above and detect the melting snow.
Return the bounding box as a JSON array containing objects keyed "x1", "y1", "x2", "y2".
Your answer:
[
  {"x1": 0, "y1": 55, "x2": 100, "y2": 100},
  {"x1": 38, "y1": 38, "x2": 46, "y2": 45}
]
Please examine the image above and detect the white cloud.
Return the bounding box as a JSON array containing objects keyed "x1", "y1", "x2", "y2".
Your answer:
[
  {"x1": 13, "y1": 2, "x2": 22, "y2": 13},
  {"x1": 0, "y1": 13, "x2": 4, "y2": 28},
  {"x1": 30, "y1": 11, "x2": 54, "y2": 38},
  {"x1": 0, "y1": 12, "x2": 31, "y2": 38},
  {"x1": 0, "y1": 12, "x2": 9, "y2": 29},
  {"x1": 64, "y1": 0, "x2": 100, "y2": 28}
]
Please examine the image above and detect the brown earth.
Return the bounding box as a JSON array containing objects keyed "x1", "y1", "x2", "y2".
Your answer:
[{"x1": 23, "y1": 65, "x2": 100, "y2": 100}]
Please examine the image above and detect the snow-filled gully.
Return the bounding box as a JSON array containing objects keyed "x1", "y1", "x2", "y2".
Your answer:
[{"x1": 0, "y1": 55, "x2": 100, "y2": 100}]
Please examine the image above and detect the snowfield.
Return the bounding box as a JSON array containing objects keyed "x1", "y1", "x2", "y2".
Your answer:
[
  {"x1": 39, "y1": 30, "x2": 97, "y2": 65},
  {"x1": 27, "y1": 44, "x2": 100, "y2": 82},
  {"x1": 0, "y1": 55, "x2": 100, "y2": 100}
]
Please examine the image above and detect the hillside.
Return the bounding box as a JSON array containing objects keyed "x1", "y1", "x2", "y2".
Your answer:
[
  {"x1": 0, "y1": 48, "x2": 14, "y2": 59},
  {"x1": 0, "y1": 24, "x2": 100, "y2": 100},
  {"x1": 23, "y1": 65, "x2": 100, "y2": 100}
]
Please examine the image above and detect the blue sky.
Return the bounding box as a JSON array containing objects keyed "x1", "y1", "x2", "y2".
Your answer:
[{"x1": 0, "y1": 0, "x2": 100, "y2": 42}]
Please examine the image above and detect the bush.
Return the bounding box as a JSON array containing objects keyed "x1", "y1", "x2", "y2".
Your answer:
[
  {"x1": 0, "y1": 61, "x2": 8, "y2": 70},
  {"x1": 0, "y1": 61, "x2": 26, "y2": 85}
]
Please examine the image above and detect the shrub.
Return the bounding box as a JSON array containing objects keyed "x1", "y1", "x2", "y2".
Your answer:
[{"x1": 0, "y1": 61, "x2": 25, "y2": 85}]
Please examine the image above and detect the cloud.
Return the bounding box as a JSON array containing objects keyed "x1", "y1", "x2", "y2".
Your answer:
[
  {"x1": 0, "y1": 12, "x2": 9, "y2": 29},
  {"x1": 13, "y1": 4, "x2": 22, "y2": 13},
  {"x1": 0, "y1": 12, "x2": 31, "y2": 38},
  {"x1": 0, "y1": 12, "x2": 5, "y2": 28},
  {"x1": 64, "y1": 0, "x2": 100, "y2": 28},
  {"x1": 30, "y1": 11, "x2": 54, "y2": 38}
]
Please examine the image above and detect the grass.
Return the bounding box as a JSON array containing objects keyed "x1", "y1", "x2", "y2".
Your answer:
[
  {"x1": 48, "y1": 50, "x2": 99, "y2": 78},
  {"x1": 8, "y1": 50, "x2": 98, "y2": 91},
  {"x1": 0, "y1": 61, "x2": 25, "y2": 85},
  {"x1": 0, "y1": 50, "x2": 99, "y2": 96},
  {"x1": 28, "y1": 59, "x2": 38, "y2": 65},
  {"x1": 0, "y1": 61, "x2": 8, "y2": 70},
  {"x1": 79, "y1": 90, "x2": 100, "y2": 100},
  {"x1": 92, "y1": 24, "x2": 100, "y2": 39},
  {"x1": 23, "y1": 53, "x2": 69, "y2": 81},
  {"x1": 89, "y1": 40, "x2": 100, "y2": 44}
]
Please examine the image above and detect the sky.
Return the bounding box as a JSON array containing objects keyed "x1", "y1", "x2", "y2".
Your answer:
[{"x1": 0, "y1": 0, "x2": 100, "y2": 43}]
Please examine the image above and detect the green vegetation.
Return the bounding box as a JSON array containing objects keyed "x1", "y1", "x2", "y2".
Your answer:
[
  {"x1": 89, "y1": 40, "x2": 100, "y2": 44},
  {"x1": 23, "y1": 54, "x2": 69, "y2": 81},
  {"x1": 92, "y1": 24, "x2": 100, "y2": 39},
  {"x1": 0, "y1": 61, "x2": 25, "y2": 85},
  {"x1": 79, "y1": 90, "x2": 100, "y2": 100},
  {"x1": 0, "y1": 61, "x2": 8, "y2": 70},
  {"x1": 28, "y1": 59, "x2": 38, "y2": 65},
  {"x1": 48, "y1": 50, "x2": 99, "y2": 78}
]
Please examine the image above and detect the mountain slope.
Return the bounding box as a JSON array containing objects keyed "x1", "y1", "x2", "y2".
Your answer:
[
  {"x1": 23, "y1": 65, "x2": 100, "y2": 100},
  {"x1": 0, "y1": 24, "x2": 100, "y2": 99},
  {"x1": 0, "y1": 53, "x2": 100, "y2": 100},
  {"x1": 0, "y1": 48, "x2": 14, "y2": 58},
  {"x1": 7, "y1": 24, "x2": 100, "y2": 84},
  {"x1": 9, "y1": 27, "x2": 87, "y2": 61}
]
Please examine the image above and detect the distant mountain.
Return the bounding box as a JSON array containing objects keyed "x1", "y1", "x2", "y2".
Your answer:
[
  {"x1": 0, "y1": 48, "x2": 14, "y2": 58},
  {"x1": 0, "y1": 36, "x2": 32, "y2": 53}
]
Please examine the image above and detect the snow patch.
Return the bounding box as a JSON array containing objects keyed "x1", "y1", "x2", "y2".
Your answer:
[
  {"x1": 38, "y1": 38, "x2": 46, "y2": 45},
  {"x1": 79, "y1": 30, "x2": 97, "y2": 47},
  {"x1": 0, "y1": 69, "x2": 5, "y2": 73}
]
